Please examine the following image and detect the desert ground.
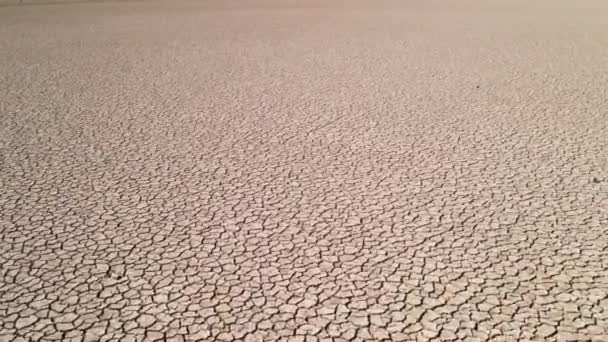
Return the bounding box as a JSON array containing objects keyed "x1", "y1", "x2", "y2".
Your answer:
[{"x1": 1, "y1": 0, "x2": 608, "y2": 341}]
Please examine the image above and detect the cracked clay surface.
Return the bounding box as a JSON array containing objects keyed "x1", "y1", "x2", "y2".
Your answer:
[{"x1": 1, "y1": 0, "x2": 608, "y2": 341}]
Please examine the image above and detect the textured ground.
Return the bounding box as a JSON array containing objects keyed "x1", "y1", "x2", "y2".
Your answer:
[{"x1": 1, "y1": 0, "x2": 608, "y2": 341}]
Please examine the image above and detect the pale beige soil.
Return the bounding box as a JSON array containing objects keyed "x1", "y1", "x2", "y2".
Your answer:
[{"x1": 1, "y1": 0, "x2": 608, "y2": 341}]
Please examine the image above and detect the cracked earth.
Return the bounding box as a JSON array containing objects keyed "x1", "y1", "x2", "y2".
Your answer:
[{"x1": 1, "y1": 0, "x2": 608, "y2": 341}]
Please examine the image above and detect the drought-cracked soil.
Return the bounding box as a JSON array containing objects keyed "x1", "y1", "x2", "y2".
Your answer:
[{"x1": 1, "y1": 0, "x2": 608, "y2": 341}]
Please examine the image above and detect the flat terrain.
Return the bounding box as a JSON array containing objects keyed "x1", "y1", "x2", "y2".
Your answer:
[{"x1": 1, "y1": 0, "x2": 608, "y2": 341}]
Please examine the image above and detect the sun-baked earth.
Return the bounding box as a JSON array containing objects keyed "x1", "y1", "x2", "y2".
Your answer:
[{"x1": 1, "y1": 0, "x2": 608, "y2": 341}]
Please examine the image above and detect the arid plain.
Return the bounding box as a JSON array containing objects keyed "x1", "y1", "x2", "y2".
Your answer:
[{"x1": 1, "y1": 0, "x2": 607, "y2": 341}]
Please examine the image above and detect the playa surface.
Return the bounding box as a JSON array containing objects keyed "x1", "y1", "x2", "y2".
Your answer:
[{"x1": 1, "y1": 0, "x2": 607, "y2": 340}]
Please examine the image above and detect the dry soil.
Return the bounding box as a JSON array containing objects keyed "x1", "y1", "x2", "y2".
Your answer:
[{"x1": 1, "y1": 0, "x2": 608, "y2": 341}]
